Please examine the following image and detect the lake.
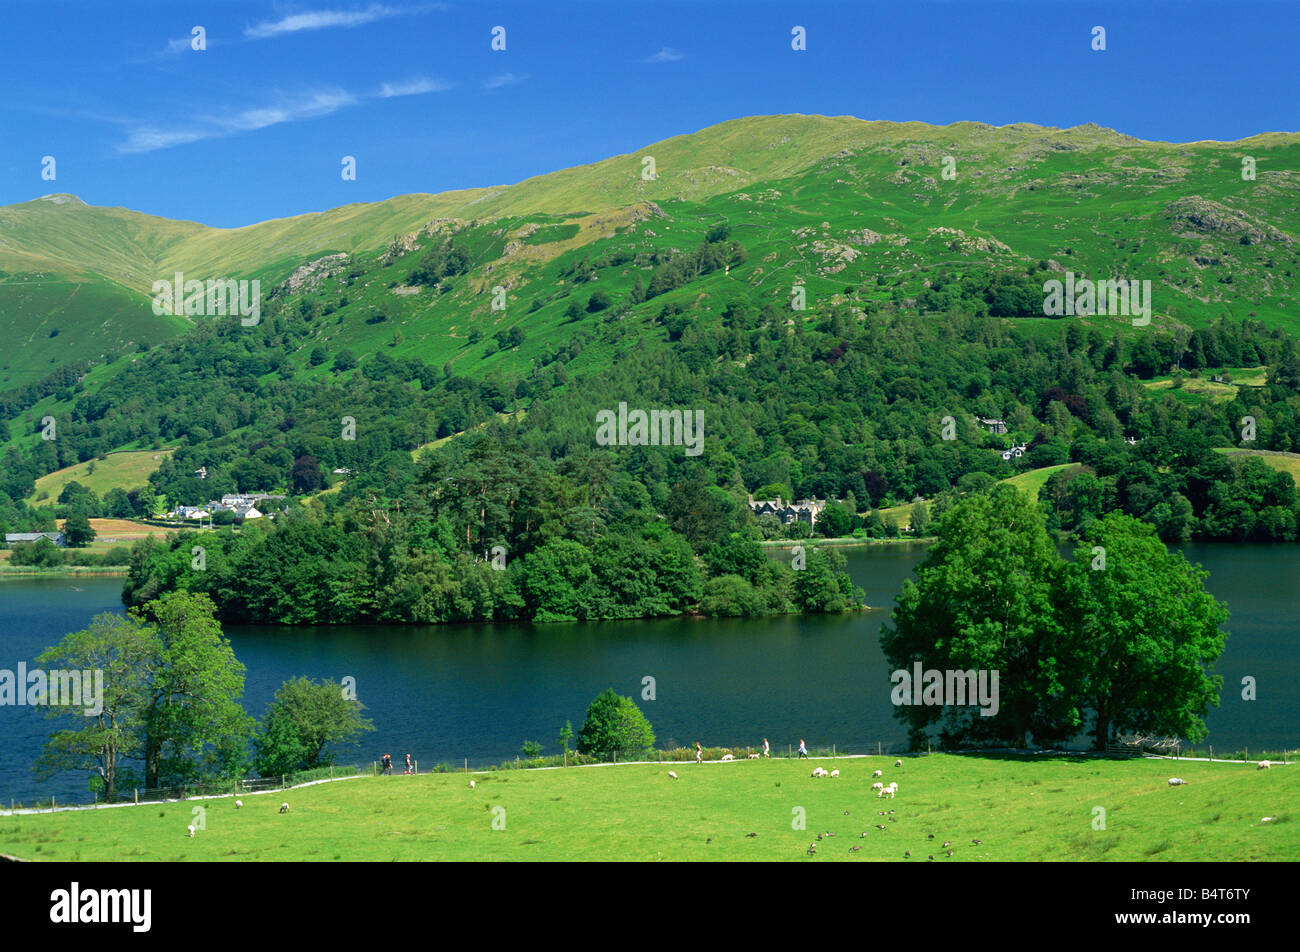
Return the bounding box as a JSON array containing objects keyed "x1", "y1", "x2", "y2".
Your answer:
[{"x1": 0, "y1": 543, "x2": 1295, "y2": 803}]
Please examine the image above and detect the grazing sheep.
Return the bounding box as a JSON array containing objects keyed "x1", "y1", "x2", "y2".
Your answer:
[
  {"x1": 186, "y1": 825, "x2": 195, "y2": 838},
  {"x1": 667, "y1": 771, "x2": 678, "y2": 780},
  {"x1": 872, "y1": 769, "x2": 883, "y2": 778},
  {"x1": 279, "y1": 802, "x2": 290, "y2": 813},
  {"x1": 1168, "y1": 777, "x2": 1187, "y2": 786},
  {"x1": 720, "y1": 753, "x2": 735, "y2": 762},
  {"x1": 748, "y1": 753, "x2": 760, "y2": 759},
  {"x1": 1261, "y1": 816, "x2": 1277, "y2": 824},
  {"x1": 234, "y1": 800, "x2": 243, "y2": 809},
  {"x1": 829, "y1": 769, "x2": 840, "y2": 778},
  {"x1": 811, "y1": 767, "x2": 828, "y2": 778},
  {"x1": 894, "y1": 759, "x2": 903, "y2": 768},
  {"x1": 871, "y1": 782, "x2": 884, "y2": 791},
  {"x1": 1258, "y1": 760, "x2": 1271, "y2": 770},
  {"x1": 468, "y1": 780, "x2": 476, "y2": 789}
]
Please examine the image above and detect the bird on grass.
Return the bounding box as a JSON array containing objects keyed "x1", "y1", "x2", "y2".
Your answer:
[
  {"x1": 942, "y1": 841, "x2": 951, "y2": 848},
  {"x1": 972, "y1": 839, "x2": 982, "y2": 845},
  {"x1": 746, "y1": 832, "x2": 757, "y2": 838},
  {"x1": 946, "y1": 850, "x2": 954, "y2": 857},
  {"x1": 849, "y1": 845, "x2": 862, "y2": 853}
]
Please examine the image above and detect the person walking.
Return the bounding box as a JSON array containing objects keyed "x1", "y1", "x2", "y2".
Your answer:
[
  {"x1": 381, "y1": 753, "x2": 393, "y2": 774},
  {"x1": 762, "y1": 737, "x2": 771, "y2": 759},
  {"x1": 797, "y1": 739, "x2": 808, "y2": 758},
  {"x1": 696, "y1": 742, "x2": 704, "y2": 765},
  {"x1": 404, "y1": 753, "x2": 413, "y2": 776}
]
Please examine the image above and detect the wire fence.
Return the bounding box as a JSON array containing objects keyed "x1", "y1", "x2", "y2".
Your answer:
[{"x1": 7, "y1": 739, "x2": 1292, "y2": 814}]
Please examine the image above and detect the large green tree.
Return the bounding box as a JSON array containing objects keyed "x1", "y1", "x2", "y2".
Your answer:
[
  {"x1": 253, "y1": 677, "x2": 374, "y2": 777},
  {"x1": 882, "y1": 485, "x2": 1082, "y2": 748},
  {"x1": 1059, "y1": 513, "x2": 1229, "y2": 748}
]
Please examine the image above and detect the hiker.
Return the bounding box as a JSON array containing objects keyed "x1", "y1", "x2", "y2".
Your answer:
[
  {"x1": 696, "y1": 742, "x2": 703, "y2": 764},
  {"x1": 797, "y1": 739, "x2": 808, "y2": 758},
  {"x1": 762, "y1": 737, "x2": 771, "y2": 759},
  {"x1": 381, "y1": 753, "x2": 393, "y2": 774},
  {"x1": 404, "y1": 753, "x2": 413, "y2": 775}
]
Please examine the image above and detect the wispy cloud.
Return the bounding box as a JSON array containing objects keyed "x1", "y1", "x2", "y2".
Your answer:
[
  {"x1": 484, "y1": 72, "x2": 525, "y2": 90},
  {"x1": 644, "y1": 47, "x2": 684, "y2": 64},
  {"x1": 118, "y1": 81, "x2": 444, "y2": 153},
  {"x1": 244, "y1": 4, "x2": 406, "y2": 41},
  {"x1": 379, "y1": 77, "x2": 451, "y2": 98}
]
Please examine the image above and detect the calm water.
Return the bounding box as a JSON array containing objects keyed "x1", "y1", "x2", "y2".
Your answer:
[{"x1": 0, "y1": 543, "x2": 1295, "y2": 803}]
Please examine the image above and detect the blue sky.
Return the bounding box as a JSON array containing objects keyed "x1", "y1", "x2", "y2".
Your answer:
[{"x1": 1, "y1": 0, "x2": 1296, "y2": 228}]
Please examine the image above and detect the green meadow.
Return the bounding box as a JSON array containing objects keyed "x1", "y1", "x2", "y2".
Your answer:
[{"x1": 2, "y1": 754, "x2": 1292, "y2": 862}]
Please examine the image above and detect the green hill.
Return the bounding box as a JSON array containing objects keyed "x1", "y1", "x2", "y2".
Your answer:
[{"x1": 3, "y1": 114, "x2": 1298, "y2": 388}]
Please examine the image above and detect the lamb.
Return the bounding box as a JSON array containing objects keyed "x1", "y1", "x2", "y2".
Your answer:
[
  {"x1": 880, "y1": 782, "x2": 898, "y2": 799},
  {"x1": 871, "y1": 782, "x2": 884, "y2": 791},
  {"x1": 186, "y1": 825, "x2": 195, "y2": 838},
  {"x1": 720, "y1": 754, "x2": 735, "y2": 762},
  {"x1": 748, "y1": 753, "x2": 761, "y2": 759},
  {"x1": 829, "y1": 769, "x2": 840, "y2": 778},
  {"x1": 469, "y1": 780, "x2": 476, "y2": 789},
  {"x1": 234, "y1": 800, "x2": 243, "y2": 809},
  {"x1": 872, "y1": 769, "x2": 883, "y2": 778},
  {"x1": 280, "y1": 802, "x2": 290, "y2": 812},
  {"x1": 1167, "y1": 778, "x2": 1187, "y2": 786},
  {"x1": 1257, "y1": 760, "x2": 1271, "y2": 770},
  {"x1": 667, "y1": 771, "x2": 678, "y2": 780}
]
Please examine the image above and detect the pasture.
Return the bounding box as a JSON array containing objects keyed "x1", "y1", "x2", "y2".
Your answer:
[{"x1": 1, "y1": 754, "x2": 1292, "y2": 862}]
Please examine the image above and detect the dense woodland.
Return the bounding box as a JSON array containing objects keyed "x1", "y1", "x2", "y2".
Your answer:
[{"x1": 4, "y1": 221, "x2": 1300, "y2": 620}]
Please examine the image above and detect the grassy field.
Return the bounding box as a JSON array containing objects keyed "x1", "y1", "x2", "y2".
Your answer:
[
  {"x1": 29, "y1": 450, "x2": 173, "y2": 504},
  {"x1": 1215, "y1": 448, "x2": 1300, "y2": 487},
  {"x1": 1, "y1": 754, "x2": 1292, "y2": 862},
  {"x1": 1000, "y1": 463, "x2": 1082, "y2": 501}
]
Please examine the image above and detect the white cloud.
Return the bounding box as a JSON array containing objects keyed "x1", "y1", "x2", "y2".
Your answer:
[
  {"x1": 484, "y1": 72, "x2": 525, "y2": 90},
  {"x1": 119, "y1": 88, "x2": 358, "y2": 153},
  {"x1": 644, "y1": 47, "x2": 684, "y2": 63},
  {"x1": 379, "y1": 77, "x2": 451, "y2": 98},
  {"x1": 244, "y1": 4, "x2": 404, "y2": 40}
]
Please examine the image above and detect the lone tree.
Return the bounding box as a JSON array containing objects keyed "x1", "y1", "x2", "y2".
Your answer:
[
  {"x1": 35, "y1": 612, "x2": 159, "y2": 802},
  {"x1": 63, "y1": 510, "x2": 96, "y2": 548},
  {"x1": 576, "y1": 689, "x2": 655, "y2": 760},
  {"x1": 253, "y1": 676, "x2": 374, "y2": 777},
  {"x1": 1059, "y1": 513, "x2": 1229, "y2": 749},
  {"x1": 882, "y1": 484, "x2": 1084, "y2": 749}
]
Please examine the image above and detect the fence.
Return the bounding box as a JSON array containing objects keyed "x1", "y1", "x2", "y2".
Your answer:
[{"x1": 3, "y1": 763, "x2": 377, "y2": 814}]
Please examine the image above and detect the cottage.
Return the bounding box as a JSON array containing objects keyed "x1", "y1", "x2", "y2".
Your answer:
[
  {"x1": 747, "y1": 495, "x2": 829, "y2": 530},
  {"x1": 1001, "y1": 444, "x2": 1028, "y2": 461},
  {"x1": 978, "y1": 417, "x2": 1008, "y2": 435},
  {"x1": 5, "y1": 531, "x2": 66, "y2": 547}
]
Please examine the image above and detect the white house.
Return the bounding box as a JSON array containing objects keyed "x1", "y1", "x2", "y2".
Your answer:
[{"x1": 1001, "y1": 444, "x2": 1028, "y2": 461}]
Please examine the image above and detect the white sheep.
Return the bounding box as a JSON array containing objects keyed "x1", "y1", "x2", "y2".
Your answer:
[
  {"x1": 747, "y1": 753, "x2": 760, "y2": 759},
  {"x1": 1261, "y1": 816, "x2": 1277, "y2": 823},
  {"x1": 829, "y1": 769, "x2": 840, "y2": 778},
  {"x1": 280, "y1": 802, "x2": 290, "y2": 812},
  {"x1": 186, "y1": 824, "x2": 195, "y2": 838},
  {"x1": 880, "y1": 782, "x2": 897, "y2": 799},
  {"x1": 721, "y1": 754, "x2": 735, "y2": 762},
  {"x1": 811, "y1": 767, "x2": 827, "y2": 778},
  {"x1": 468, "y1": 780, "x2": 476, "y2": 789},
  {"x1": 234, "y1": 800, "x2": 243, "y2": 809},
  {"x1": 667, "y1": 771, "x2": 678, "y2": 780},
  {"x1": 872, "y1": 769, "x2": 883, "y2": 778},
  {"x1": 871, "y1": 782, "x2": 884, "y2": 791},
  {"x1": 1257, "y1": 761, "x2": 1271, "y2": 770},
  {"x1": 1167, "y1": 778, "x2": 1187, "y2": 786},
  {"x1": 894, "y1": 760, "x2": 903, "y2": 768}
]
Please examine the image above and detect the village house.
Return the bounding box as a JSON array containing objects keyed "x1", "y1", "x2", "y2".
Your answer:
[
  {"x1": 979, "y1": 417, "x2": 1008, "y2": 435},
  {"x1": 747, "y1": 494, "x2": 829, "y2": 530},
  {"x1": 1001, "y1": 444, "x2": 1028, "y2": 461}
]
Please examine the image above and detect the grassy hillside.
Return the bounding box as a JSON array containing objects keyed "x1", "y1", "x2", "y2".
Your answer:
[
  {"x1": 1, "y1": 754, "x2": 1292, "y2": 861},
  {"x1": 3, "y1": 114, "x2": 1298, "y2": 390},
  {"x1": 29, "y1": 449, "x2": 173, "y2": 504},
  {"x1": 1215, "y1": 448, "x2": 1300, "y2": 486}
]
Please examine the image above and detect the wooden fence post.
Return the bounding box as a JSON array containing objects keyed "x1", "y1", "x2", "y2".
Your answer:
[{"x1": 134, "y1": 789, "x2": 138, "y2": 804}]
